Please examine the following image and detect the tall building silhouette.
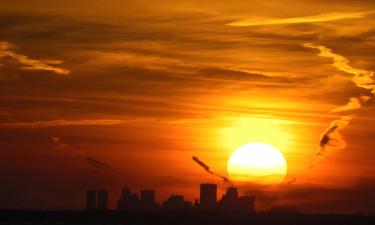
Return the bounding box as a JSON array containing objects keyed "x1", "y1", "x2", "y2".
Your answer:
[
  {"x1": 122, "y1": 187, "x2": 132, "y2": 199},
  {"x1": 86, "y1": 190, "x2": 96, "y2": 211},
  {"x1": 141, "y1": 190, "x2": 155, "y2": 205},
  {"x1": 118, "y1": 187, "x2": 132, "y2": 210},
  {"x1": 226, "y1": 187, "x2": 238, "y2": 201},
  {"x1": 118, "y1": 187, "x2": 157, "y2": 211},
  {"x1": 199, "y1": 183, "x2": 217, "y2": 210},
  {"x1": 97, "y1": 189, "x2": 108, "y2": 210},
  {"x1": 140, "y1": 189, "x2": 157, "y2": 210}
]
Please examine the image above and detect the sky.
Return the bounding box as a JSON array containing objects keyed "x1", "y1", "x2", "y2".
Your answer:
[{"x1": 0, "y1": 0, "x2": 375, "y2": 213}]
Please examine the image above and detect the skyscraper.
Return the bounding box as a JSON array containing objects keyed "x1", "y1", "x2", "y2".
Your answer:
[
  {"x1": 140, "y1": 190, "x2": 155, "y2": 206},
  {"x1": 97, "y1": 189, "x2": 108, "y2": 210},
  {"x1": 118, "y1": 187, "x2": 132, "y2": 210},
  {"x1": 86, "y1": 189, "x2": 96, "y2": 211},
  {"x1": 225, "y1": 187, "x2": 238, "y2": 201},
  {"x1": 122, "y1": 187, "x2": 132, "y2": 199},
  {"x1": 199, "y1": 183, "x2": 217, "y2": 210}
]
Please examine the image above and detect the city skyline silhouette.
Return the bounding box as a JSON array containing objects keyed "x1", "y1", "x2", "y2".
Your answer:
[
  {"x1": 85, "y1": 183, "x2": 256, "y2": 213},
  {"x1": 1, "y1": 1, "x2": 375, "y2": 225}
]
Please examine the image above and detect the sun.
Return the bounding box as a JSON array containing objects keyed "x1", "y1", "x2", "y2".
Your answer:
[{"x1": 227, "y1": 142, "x2": 287, "y2": 184}]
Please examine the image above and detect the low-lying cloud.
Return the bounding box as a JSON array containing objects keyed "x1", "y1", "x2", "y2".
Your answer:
[{"x1": 243, "y1": 181, "x2": 375, "y2": 213}]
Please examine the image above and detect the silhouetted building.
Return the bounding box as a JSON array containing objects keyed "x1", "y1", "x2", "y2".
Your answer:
[
  {"x1": 86, "y1": 189, "x2": 96, "y2": 211},
  {"x1": 141, "y1": 190, "x2": 155, "y2": 205},
  {"x1": 226, "y1": 187, "x2": 238, "y2": 200},
  {"x1": 194, "y1": 198, "x2": 199, "y2": 208},
  {"x1": 118, "y1": 187, "x2": 158, "y2": 211},
  {"x1": 97, "y1": 189, "x2": 108, "y2": 210},
  {"x1": 238, "y1": 196, "x2": 255, "y2": 213},
  {"x1": 218, "y1": 187, "x2": 238, "y2": 211},
  {"x1": 130, "y1": 193, "x2": 140, "y2": 209},
  {"x1": 110, "y1": 185, "x2": 259, "y2": 213},
  {"x1": 218, "y1": 187, "x2": 255, "y2": 212},
  {"x1": 140, "y1": 189, "x2": 158, "y2": 211},
  {"x1": 200, "y1": 183, "x2": 217, "y2": 210},
  {"x1": 163, "y1": 195, "x2": 192, "y2": 210},
  {"x1": 118, "y1": 187, "x2": 132, "y2": 211},
  {"x1": 270, "y1": 206, "x2": 299, "y2": 214},
  {"x1": 122, "y1": 187, "x2": 132, "y2": 198}
]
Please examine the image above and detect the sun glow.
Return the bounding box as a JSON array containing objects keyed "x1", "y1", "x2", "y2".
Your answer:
[
  {"x1": 227, "y1": 142, "x2": 287, "y2": 184},
  {"x1": 220, "y1": 117, "x2": 293, "y2": 155}
]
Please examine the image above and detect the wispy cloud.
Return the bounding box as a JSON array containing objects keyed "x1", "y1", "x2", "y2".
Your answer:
[
  {"x1": 304, "y1": 43, "x2": 375, "y2": 94},
  {"x1": 330, "y1": 96, "x2": 370, "y2": 113},
  {"x1": 85, "y1": 156, "x2": 111, "y2": 170},
  {"x1": 192, "y1": 156, "x2": 232, "y2": 184},
  {"x1": 0, "y1": 119, "x2": 124, "y2": 129},
  {"x1": 49, "y1": 136, "x2": 112, "y2": 171},
  {"x1": 304, "y1": 43, "x2": 375, "y2": 157},
  {"x1": 227, "y1": 11, "x2": 372, "y2": 27},
  {"x1": 50, "y1": 136, "x2": 70, "y2": 149},
  {"x1": 0, "y1": 41, "x2": 70, "y2": 75}
]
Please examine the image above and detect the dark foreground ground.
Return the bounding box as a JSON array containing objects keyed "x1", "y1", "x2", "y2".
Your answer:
[{"x1": 0, "y1": 210, "x2": 374, "y2": 225}]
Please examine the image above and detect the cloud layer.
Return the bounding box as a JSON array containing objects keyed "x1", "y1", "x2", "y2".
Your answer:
[
  {"x1": 0, "y1": 0, "x2": 375, "y2": 212},
  {"x1": 0, "y1": 119, "x2": 124, "y2": 129}
]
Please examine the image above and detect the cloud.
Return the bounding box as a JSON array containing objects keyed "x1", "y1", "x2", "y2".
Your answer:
[
  {"x1": 242, "y1": 180, "x2": 375, "y2": 213},
  {"x1": 227, "y1": 11, "x2": 372, "y2": 27},
  {"x1": 85, "y1": 156, "x2": 110, "y2": 170},
  {"x1": 0, "y1": 119, "x2": 124, "y2": 129},
  {"x1": 303, "y1": 43, "x2": 375, "y2": 94},
  {"x1": 330, "y1": 96, "x2": 370, "y2": 113},
  {"x1": 49, "y1": 136, "x2": 112, "y2": 171},
  {"x1": 0, "y1": 41, "x2": 70, "y2": 75},
  {"x1": 285, "y1": 177, "x2": 297, "y2": 186},
  {"x1": 318, "y1": 117, "x2": 350, "y2": 156},
  {"x1": 304, "y1": 43, "x2": 375, "y2": 157},
  {"x1": 50, "y1": 136, "x2": 70, "y2": 149},
  {"x1": 192, "y1": 156, "x2": 232, "y2": 184}
]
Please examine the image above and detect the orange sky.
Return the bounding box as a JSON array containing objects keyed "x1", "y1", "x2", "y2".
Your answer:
[{"x1": 0, "y1": 0, "x2": 375, "y2": 213}]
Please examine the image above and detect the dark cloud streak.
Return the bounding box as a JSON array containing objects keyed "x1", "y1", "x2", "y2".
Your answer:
[
  {"x1": 85, "y1": 156, "x2": 110, "y2": 170},
  {"x1": 192, "y1": 156, "x2": 232, "y2": 184},
  {"x1": 318, "y1": 125, "x2": 339, "y2": 155}
]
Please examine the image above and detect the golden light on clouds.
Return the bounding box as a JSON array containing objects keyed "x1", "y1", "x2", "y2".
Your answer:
[
  {"x1": 304, "y1": 43, "x2": 375, "y2": 94},
  {"x1": 227, "y1": 11, "x2": 373, "y2": 27},
  {"x1": 0, "y1": 41, "x2": 70, "y2": 75},
  {"x1": 219, "y1": 117, "x2": 294, "y2": 155},
  {"x1": 304, "y1": 43, "x2": 375, "y2": 157}
]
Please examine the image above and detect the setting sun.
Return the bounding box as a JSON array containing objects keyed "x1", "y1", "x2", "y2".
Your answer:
[{"x1": 227, "y1": 142, "x2": 287, "y2": 184}]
